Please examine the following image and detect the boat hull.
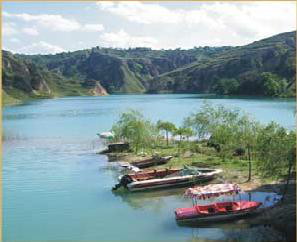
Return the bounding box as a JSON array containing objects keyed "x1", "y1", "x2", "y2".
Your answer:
[
  {"x1": 127, "y1": 175, "x2": 214, "y2": 192},
  {"x1": 175, "y1": 201, "x2": 262, "y2": 224},
  {"x1": 131, "y1": 156, "x2": 173, "y2": 169},
  {"x1": 113, "y1": 167, "x2": 222, "y2": 192}
]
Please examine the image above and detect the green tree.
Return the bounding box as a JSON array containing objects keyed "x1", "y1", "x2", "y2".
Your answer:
[
  {"x1": 173, "y1": 127, "x2": 193, "y2": 154},
  {"x1": 214, "y1": 78, "x2": 240, "y2": 95},
  {"x1": 184, "y1": 101, "x2": 241, "y2": 140},
  {"x1": 261, "y1": 72, "x2": 288, "y2": 97},
  {"x1": 184, "y1": 101, "x2": 215, "y2": 140},
  {"x1": 255, "y1": 122, "x2": 296, "y2": 178},
  {"x1": 112, "y1": 110, "x2": 156, "y2": 153},
  {"x1": 235, "y1": 114, "x2": 261, "y2": 181},
  {"x1": 156, "y1": 120, "x2": 176, "y2": 146},
  {"x1": 185, "y1": 101, "x2": 259, "y2": 179}
]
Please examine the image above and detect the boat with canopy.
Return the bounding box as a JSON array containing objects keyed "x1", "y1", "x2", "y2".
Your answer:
[{"x1": 175, "y1": 183, "x2": 262, "y2": 223}]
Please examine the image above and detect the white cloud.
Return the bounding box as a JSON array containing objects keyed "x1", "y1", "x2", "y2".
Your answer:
[
  {"x1": 100, "y1": 29, "x2": 159, "y2": 49},
  {"x1": 97, "y1": 2, "x2": 115, "y2": 10},
  {"x1": 2, "y1": 2, "x2": 295, "y2": 53},
  {"x1": 83, "y1": 24, "x2": 104, "y2": 32},
  {"x1": 22, "y1": 27, "x2": 39, "y2": 36},
  {"x1": 4, "y1": 12, "x2": 81, "y2": 32},
  {"x1": 4, "y1": 12, "x2": 105, "y2": 33},
  {"x1": 17, "y1": 41, "x2": 65, "y2": 54},
  {"x1": 96, "y1": 1, "x2": 181, "y2": 24},
  {"x1": 11, "y1": 37, "x2": 20, "y2": 43},
  {"x1": 96, "y1": 1, "x2": 296, "y2": 43},
  {"x1": 3, "y1": 23, "x2": 17, "y2": 36}
]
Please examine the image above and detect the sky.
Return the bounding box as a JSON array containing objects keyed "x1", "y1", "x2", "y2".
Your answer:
[{"x1": 3, "y1": 1, "x2": 296, "y2": 54}]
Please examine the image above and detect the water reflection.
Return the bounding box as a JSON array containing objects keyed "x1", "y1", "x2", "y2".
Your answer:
[
  {"x1": 4, "y1": 95, "x2": 295, "y2": 242},
  {"x1": 112, "y1": 187, "x2": 186, "y2": 210}
]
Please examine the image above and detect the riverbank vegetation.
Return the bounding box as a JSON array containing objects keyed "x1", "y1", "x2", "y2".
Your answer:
[{"x1": 110, "y1": 102, "x2": 296, "y2": 183}]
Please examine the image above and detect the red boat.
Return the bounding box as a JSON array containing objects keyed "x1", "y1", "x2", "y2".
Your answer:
[
  {"x1": 175, "y1": 200, "x2": 262, "y2": 222},
  {"x1": 175, "y1": 184, "x2": 262, "y2": 223}
]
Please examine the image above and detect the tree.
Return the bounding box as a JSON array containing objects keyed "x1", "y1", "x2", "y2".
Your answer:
[
  {"x1": 184, "y1": 101, "x2": 241, "y2": 140},
  {"x1": 112, "y1": 110, "x2": 157, "y2": 153},
  {"x1": 213, "y1": 78, "x2": 240, "y2": 95},
  {"x1": 255, "y1": 122, "x2": 296, "y2": 178},
  {"x1": 173, "y1": 127, "x2": 193, "y2": 154},
  {"x1": 235, "y1": 114, "x2": 261, "y2": 181},
  {"x1": 185, "y1": 101, "x2": 259, "y2": 179},
  {"x1": 261, "y1": 72, "x2": 289, "y2": 97},
  {"x1": 156, "y1": 120, "x2": 176, "y2": 146},
  {"x1": 184, "y1": 101, "x2": 215, "y2": 140}
]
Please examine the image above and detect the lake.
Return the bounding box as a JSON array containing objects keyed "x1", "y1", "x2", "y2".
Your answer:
[{"x1": 3, "y1": 94, "x2": 296, "y2": 242}]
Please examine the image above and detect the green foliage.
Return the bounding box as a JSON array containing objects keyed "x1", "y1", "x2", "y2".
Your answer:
[
  {"x1": 111, "y1": 103, "x2": 295, "y2": 181},
  {"x1": 213, "y1": 78, "x2": 240, "y2": 95},
  {"x1": 255, "y1": 122, "x2": 296, "y2": 177},
  {"x1": 3, "y1": 31, "x2": 295, "y2": 105},
  {"x1": 156, "y1": 120, "x2": 176, "y2": 146},
  {"x1": 185, "y1": 101, "x2": 296, "y2": 179},
  {"x1": 185, "y1": 101, "x2": 261, "y2": 182},
  {"x1": 111, "y1": 110, "x2": 157, "y2": 153},
  {"x1": 184, "y1": 101, "x2": 241, "y2": 140},
  {"x1": 261, "y1": 72, "x2": 289, "y2": 97},
  {"x1": 149, "y1": 31, "x2": 296, "y2": 97}
]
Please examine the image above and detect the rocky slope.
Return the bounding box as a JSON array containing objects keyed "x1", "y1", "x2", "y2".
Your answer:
[
  {"x1": 2, "y1": 31, "x2": 296, "y2": 104},
  {"x1": 148, "y1": 31, "x2": 296, "y2": 96}
]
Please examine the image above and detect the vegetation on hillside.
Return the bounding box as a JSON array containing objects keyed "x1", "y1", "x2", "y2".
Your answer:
[
  {"x1": 3, "y1": 31, "x2": 296, "y2": 105},
  {"x1": 149, "y1": 31, "x2": 296, "y2": 97}
]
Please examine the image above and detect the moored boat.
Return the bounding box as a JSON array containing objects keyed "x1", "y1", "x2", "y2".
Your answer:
[
  {"x1": 130, "y1": 156, "x2": 173, "y2": 168},
  {"x1": 112, "y1": 166, "x2": 222, "y2": 192},
  {"x1": 99, "y1": 142, "x2": 131, "y2": 154},
  {"x1": 97, "y1": 131, "x2": 114, "y2": 139},
  {"x1": 175, "y1": 183, "x2": 262, "y2": 224},
  {"x1": 175, "y1": 201, "x2": 262, "y2": 223}
]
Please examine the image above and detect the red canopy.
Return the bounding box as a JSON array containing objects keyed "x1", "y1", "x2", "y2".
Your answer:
[{"x1": 184, "y1": 183, "x2": 241, "y2": 199}]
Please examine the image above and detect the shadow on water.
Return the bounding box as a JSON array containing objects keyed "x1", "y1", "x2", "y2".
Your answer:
[
  {"x1": 176, "y1": 94, "x2": 296, "y2": 101},
  {"x1": 111, "y1": 176, "x2": 294, "y2": 242},
  {"x1": 112, "y1": 186, "x2": 186, "y2": 209}
]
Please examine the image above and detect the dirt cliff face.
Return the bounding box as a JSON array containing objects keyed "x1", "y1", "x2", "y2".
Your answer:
[
  {"x1": 3, "y1": 31, "x2": 296, "y2": 104},
  {"x1": 88, "y1": 81, "x2": 108, "y2": 96},
  {"x1": 148, "y1": 31, "x2": 296, "y2": 95},
  {"x1": 3, "y1": 51, "x2": 53, "y2": 96}
]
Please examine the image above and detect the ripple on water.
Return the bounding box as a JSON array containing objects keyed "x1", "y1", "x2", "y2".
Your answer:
[{"x1": 3, "y1": 95, "x2": 294, "y2": 242}]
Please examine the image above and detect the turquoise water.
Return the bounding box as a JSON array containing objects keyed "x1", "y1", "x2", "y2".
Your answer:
[{"x1": 3, "y1": 94, "x2": 296, "y2": 242}]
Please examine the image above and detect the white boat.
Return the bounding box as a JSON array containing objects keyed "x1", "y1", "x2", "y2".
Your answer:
[
  {"x1": 112, "y1": 167, "x2": 222, "y2": 192},
  {"x1": 97, "y1": 131, "x2": 114, "y2": 139}
]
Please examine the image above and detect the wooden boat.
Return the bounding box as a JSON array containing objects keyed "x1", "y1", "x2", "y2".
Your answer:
[
  {"x1": 99, "y1": 142, "x2": 130, "y2": 154},
  {"x1": 130, "y1": 156, "x2": 173, "y2": 168},
  {"x1": 175, "y1": 201, "x2": 262, "y2": 223},
  {"x1": 175, "y1": 184, "x2": 262, "y2": 224},
  {"x1": 112, "y1": 167, "x2": 222, "y2": 192}
]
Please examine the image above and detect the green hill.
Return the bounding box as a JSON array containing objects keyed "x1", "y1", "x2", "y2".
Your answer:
[
  {"x1": 148, "y1": 31, "x2": 296, "y2": 96},
  {"x1": 2, "y1": 31, "x2": 295, "y2": 105}
]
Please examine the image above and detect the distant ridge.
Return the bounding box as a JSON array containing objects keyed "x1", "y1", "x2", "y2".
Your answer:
[{"x1": 3, "y1": 31, "x2": 296, "y2": 105}]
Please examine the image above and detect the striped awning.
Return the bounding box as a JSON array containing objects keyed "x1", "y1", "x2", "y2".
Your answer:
[{"x1": 184, "y1": 183, "x2": 241, "y2": 199}]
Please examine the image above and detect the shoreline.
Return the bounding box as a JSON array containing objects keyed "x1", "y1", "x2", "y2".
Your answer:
[
  {"x1": 4, "y1": 93, "x2": 296, "y2": 107},
  {"x1": 104, "y1": 150, "x2": 296, "y2": 241}
]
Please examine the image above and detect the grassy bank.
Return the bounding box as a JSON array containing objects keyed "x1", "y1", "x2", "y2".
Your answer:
[
  {"x1": 106, "y1": 140, "x2": 296, "y2": 241},
  {"x1": 105, "y1": 139, "x2": 279, "y2": 184}
]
